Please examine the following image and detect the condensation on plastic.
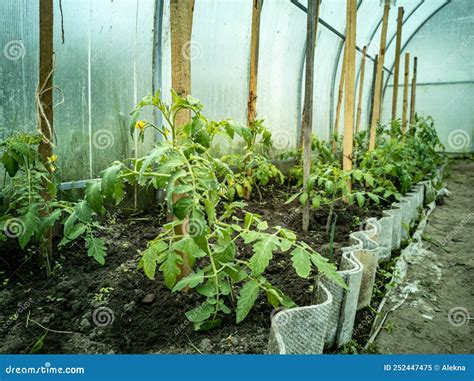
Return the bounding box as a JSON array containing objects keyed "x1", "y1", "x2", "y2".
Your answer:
[{"x1": 267, "y1": 172, "x2": 443, "y2": 354}]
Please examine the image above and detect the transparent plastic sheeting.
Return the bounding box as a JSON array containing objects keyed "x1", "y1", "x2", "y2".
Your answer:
[{"x1": 1, "y1": 0, "x2": 473, "y2": 183}]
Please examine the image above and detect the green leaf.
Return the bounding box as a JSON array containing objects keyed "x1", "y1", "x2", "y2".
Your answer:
[
  {"x1": 241, "y1": 230, "x2": 260, "y2": 244},
  {"x1": 364, "y1": 173, "x2": 375, "y2": 187},
  {"x1": 1, "y1": 153, "x2": 19, "y2": 177},
  {"x1": 312, "y1": 195, "x2": 321, "y2": 208},
  {"x1": 159, "y1": 250, "x2": 183, "y2": 289},
  {"x1": 139, "y1": 145, "x2": 169, "y2": 180},
  {"x1": 37, "y1": 209, "x2": 62, "y2": 238},
  {"x1": 285, "y1": 192, "x2": 301, "y2": 204},
  {"x1": 291, "y1": 247, "x2": 311, "y2": 278},
  {"x1": 280, "y1": 238, "x2": 293, "y2": 252},
  {"x1": 101, "y1": 164, "x2": 122, "y2": 200},
  {"x1": 325, "y1": 180, "x2": 334, "y2": 193},
  {"x1": 86, "y1": 236, "x2": 107, "y2": 265},
  {"x1": 356, "y1": 192, "x2": 365, "y2": 208},
  {"x1": 68, "y1": 223, "x2": 87, "y2": 240},
  {"x1": 185, "y1": 302, "x2": 214, "y2": 323},
  {"x1": 368, "y1": 192, "x2": 380, "y2": 204},
  {"x1": 249, "y1": 234, "x2": 279, "y2": 276},
  {"x1": 299, "y1": 192, "x2": 308, "y2": 205},
  {"x1": 353, "y1": 169, "x2": 363, "y2": 181},
  {"x1": 75, "y1": 200, "x2": 93, "y2": 223},
  {"x1": 141, "y1": 241, "x2": 168, "y2": 279},
  {"x1": 236, "y1": 279, "x2": 260, "y2": 323},
  {"x1": 85, "y1": 182, "x2": 105, "y2": 215},
  {"x1": 172, "y1": 269, "x2": 204, "y2": 292},
  {"x1": 309, "y1": 253, "x2": 346, "y2": 290},
  {"x1": 19, "y1": 205, "x2": 41, "y2": 249},
  {"x1": 196, "y1": 281, "x2": 215, "y2": 297},
  {"x1": 172, "y1": 237, "x2": 207, "y2": 259},
  {"x1": 173, "y1": 197, "x2": 193, "y2": 219},
  {"x1": 213, "y1": 233, "x2": 236, "y2": 264}
]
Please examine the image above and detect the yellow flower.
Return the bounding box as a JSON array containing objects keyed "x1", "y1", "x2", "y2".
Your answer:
[
  {"x1": 47, "y1": 154, "x2": 58, "y2": 163},
  {"x1": 49, "y1": 165, "x2": 56, "y2": 172},
  {"x1": 135, "y1": 120, "x2": 146, "y2": 131},
  {"x1": 163, "y1": 128, "x2": 170, "y2": 138}
]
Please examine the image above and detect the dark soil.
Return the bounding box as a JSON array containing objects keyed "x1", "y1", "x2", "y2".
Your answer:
[{"x1": 0, "y1": 184, "x2": 384, "y2": 355}]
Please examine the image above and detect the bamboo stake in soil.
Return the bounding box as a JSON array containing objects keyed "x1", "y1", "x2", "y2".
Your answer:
[
  {"x1": 401, "y1": 53, "x2": 410, "y2": 134},
  {"x1": 355, "y1": 46, "x2": 366, "y2": 134},
  {"x1": 247, "y1": 0, "x2": 262, "y2": 127},
  {"x1": 301, "y1": 0, "x2": 320, "y2": 232},
  {"x1": 39, "y1": 0, "x2": 54, "y2": 276},
  {"x1": 170, "y1": 0, "x2": 195, "y2": 280},
  {"x1": 332, "y1": 47, "x2": 347, "y2": 153},
  {"x1": 342, "y1": 0, "x2": 357, "y2": 188},
  {"x1": 368, "y1": 0, "x2": 390, "y2": 151},
  {"x1": 391, "y1": 7, "x2": 404, "y2": 121},
  {"x1": 409, "y1": 56, "x2": 418, "y2": 131}
]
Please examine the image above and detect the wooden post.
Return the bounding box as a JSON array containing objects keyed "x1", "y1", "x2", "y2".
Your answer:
[
  {"x1": 368, "y1": 54, "x2": 378, "y2": 126},
  {"x1": 301, "y1": 0, "x2": 320, "y2": 232},
  {"x1": 368, "y1": 0, "x2": 390, "y2": 151},
  {"x1": 247, "y1": 0, "x2": 262, "y2": 127},
  {"x1": 170, "y1": 0, "x2": 195, "y2": 280},
  {"x1": 355, "y1": 46, "x2": 366, "y2": 134},
  {"x1": 332, "y1": 47, "x2": 347, "y2": 153},
  {"x1": 170, "y1": 0, "x2": 195, "y2": 128},
  {"x1": 342, "y1": 0, "x2": 357, "y2": 186},
  {"x1": 391, "y1": 6, "x2": 404, "y2": 120},
  {"x1": 409, "y1": 56, "x2": 417, "y2": 129},
  {"x1": 401, "y1": 52, "x2": 410, "y2": 134},
  {"x1": 39, "y1": 0, "x2": 54, "y2": 276}
]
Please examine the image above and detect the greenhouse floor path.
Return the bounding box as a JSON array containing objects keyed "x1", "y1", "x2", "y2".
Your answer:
[{"x1": 375, "y1": 160, "x2": 473, "y2": 354}]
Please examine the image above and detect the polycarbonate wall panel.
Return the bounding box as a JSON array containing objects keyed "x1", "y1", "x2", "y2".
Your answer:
[
  {"x1": 0, "y1": 0, "x2": 39, "y2": 137},
  {"x1": 256, "y1": 0, "x2": 306, "y2": 150},
  {"x1": 53, "y1": 0, "x2": 156, "y2": 181},
  {"x1": 191, "y1": 0, "x2": 252, "y2": 126},
  {"x1": 382, "y1": 0, "x2": 474, "y2": 152}
]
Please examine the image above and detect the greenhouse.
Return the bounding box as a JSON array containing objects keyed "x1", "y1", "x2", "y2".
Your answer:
[{"x1": 0, "y1": 0, "x2": 473, "y2": 362}]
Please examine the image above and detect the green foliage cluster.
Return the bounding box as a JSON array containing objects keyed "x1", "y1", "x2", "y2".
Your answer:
[{"x1": 83, "y1": 91, "x2": 344, "y2": 328}]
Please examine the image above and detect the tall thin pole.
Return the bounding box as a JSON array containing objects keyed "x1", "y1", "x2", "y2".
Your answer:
[
  {"x1": 409, "y1": 56, "x2": 418, "y2": 129},
  {"x1": 332, "y1": 47, "x2": 347, "y2": 153},
  {"x1": 368, "y1": 0, "x2": 390, "y2": 150},
  {"x1": 39, "y1": 0, "x2": 54, "y2": 276},
  {"x1": 342, "y1": 0, "x2": 357, "y2": 184},
  {"x1": 301, "y1": 0, "x2": 320, "y2": 232},
  {"x1": 401, "y1": 52, "x2": 410, "y2": 134},
  {"x1": 247, "y1": 0, "x2": 263, "y2": 127},
  {"x1": 391, "y1": 6, "x2": 404, "y2": 120},
  {"x1": 355, "y1": 46, "x2": 366, "y2": 134}
]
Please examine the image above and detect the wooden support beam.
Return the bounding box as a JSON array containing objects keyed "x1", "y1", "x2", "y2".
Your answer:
[
  {"x1": 368, "y1": 0, "x2": 390, "y2": 151},
  {"x1": 391, "y1": 6, "x2": 404, "y2": 121},
  {"x1": 332, "y1": 47, "x2": 347, "y2": 153},
  {"x1": 401, "y1": 52, "x2": 410, "y2": 134},
  {"x1": 409, "y1": 56, "x2": 418, "y2": 130},
  {"x1": 301, "y1": 0, "x2": 320, "y2": 232},
  {"x1": 247, "y1": 0, "x2": 263, "y2": 127},
  {"x1": 39, "y1": 0, "x2": 54, "y2": 276},
  {"x1": 355, "y1": 46, "x2": 366, "y2": 134},
  {"x1": 342, "y1": 0, "x2": 357, "y2": 183},
  {"x1": 170, "y1": 0, "x2": 195, "y2": 128}
]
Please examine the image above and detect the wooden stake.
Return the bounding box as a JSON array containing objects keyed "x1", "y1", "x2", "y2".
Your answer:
[
  {"x1": 301, "y1": 0, "x2": 320, "y2": 232},
  {"x1": 391, "y1": 7, "x2": 404, "y2": 121},
  {"x1": 342, "y1": 0, "x2": 357, "y2": 184},
  {"x1": 401, "y1": 52, "x2": 410, "y2": 134},
  {"x1": 170, "y1": 0, "x2": 195, "y2": 128},
  {"x1": 368, "y1": 0, "x2": 390, "y2": 151},
  {"x1": 332, "y1": 47, "x2": 347, "y2": 153},
  {"x1": 39, "y1": 0, "x2": 54, "y2": 276},
  {"x1": 355, "y1": 46, "x2": 366, "y2": 134},
  {"x1": 247, "y1": 0, "x2": 262, "y2": 127},
  {"x1": 170, "y1": 0, "x2": 195, "y2": 281},
  {"x1": 409, "y1": 56, "x2": 418, "y2": 129}
]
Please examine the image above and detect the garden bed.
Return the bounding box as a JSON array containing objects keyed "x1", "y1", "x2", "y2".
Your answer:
[{"x1": 0, "y1": 184, "x2": 384, "y2": 354}]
